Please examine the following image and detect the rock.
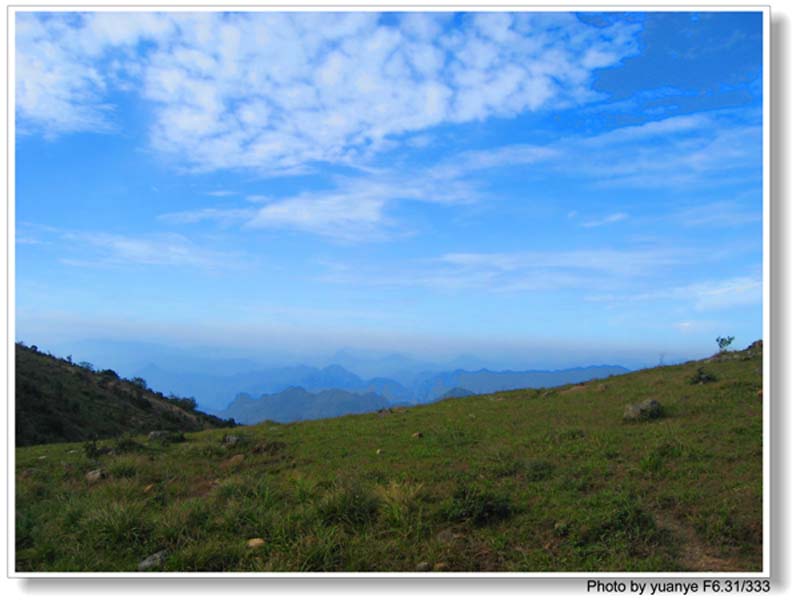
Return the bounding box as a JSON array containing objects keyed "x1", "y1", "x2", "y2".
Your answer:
[
  {"x1": 415, "y1": 561, "x2": 431, "y2": 572},
  {"x1": 37, "y1": 456, "x2": 47, "y2": 460},
  {"x1": 553, "y1": 521, "x2": 570, "y2": 537},
  {"x1": 67, "y1": 449, "x2": 77, "y2": 454},
  {"x1": 143, "y1": 483, "x2": 155, "y2": 493},
  {"x1": 85, "y1": 469, "x2": 107, "y2": 484},
  {"x1": 138, "y1": 550, "x2": 168, "y2": 571},
  {"x1": 436, "y1": 529, "x2": 462, "y2": 545},
  {"x1": 623, "y1": 398, "x2": 664, "y2": 421},
  {"x1": 222, "y1": 434, "x2": 240, "y2": 447},
  {"x1": 148, "y1": 431, "x2": 185, "y2": 444},
  {"x1": 375, "y1": 448, "x2": 382, "y2": 455},
  {"x1": 246, "y1": 537, "x2": 266, "y2": 549},
  {"x1": 222, "y1": 454, "x2": 245, "y2": 468},
  {"x1": 411, "y1": 432, "x2": 423, "y2": 439},
  {"x1": 747, "y1": 340, "x2": 763, "y2": 352},
  {"x1": 433, "y1": 562, "x2": 448, "y2": 571}
]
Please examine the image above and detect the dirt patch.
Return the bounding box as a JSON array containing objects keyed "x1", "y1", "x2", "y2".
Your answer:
[
  {"x1": 188, "y1": 478, "x2": 219, "y2": 498},
  {"x1": 560, "y1": 385, "x2": 586, "y2": 395},
  {"x1": 654, "y1": 512, "x2": 743, "y2": 572}
]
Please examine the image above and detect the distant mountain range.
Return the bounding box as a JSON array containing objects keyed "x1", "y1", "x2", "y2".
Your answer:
[
  {"x1": 221, "y1": 387, "x2": 399, "y2": 424},
  {"x1": 139, "y1": 362, "x2": 629, "y2": 412},
  {"x1": 137, "y1": 361, "x2": 629, "y2": 424}
]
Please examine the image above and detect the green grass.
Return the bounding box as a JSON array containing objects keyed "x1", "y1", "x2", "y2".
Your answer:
[{"x1": 15, "y1": 347, "x2": 763, "y2": 572}]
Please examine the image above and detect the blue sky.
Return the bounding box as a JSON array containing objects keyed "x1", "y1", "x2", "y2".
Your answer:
[{"x1": 15, "y1": 11, "x2": 764, "y2": 370}]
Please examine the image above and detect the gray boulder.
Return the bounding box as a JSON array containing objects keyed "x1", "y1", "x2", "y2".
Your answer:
[
  {"x1": 138, "y1": 550, "x2": 168, "y2": 571},
  {"x1": 624, "y1": 398, "x2": 663, "y2": 421},
  {"x1": 222, "y1": 434, "x2": 241, "y2": 447}
]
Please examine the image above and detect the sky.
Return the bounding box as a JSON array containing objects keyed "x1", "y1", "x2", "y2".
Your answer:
[{"x1": 14, "y1": 11, "x2": 764, "y2": 371}]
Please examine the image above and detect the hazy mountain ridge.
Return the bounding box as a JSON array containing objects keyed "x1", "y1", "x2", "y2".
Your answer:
[
  {"x1": 216, "y1": 364, "x2": 630, "y2": 424},
  {"x1": 221, "y1": 387, "x2": 398, "y2": 424}
]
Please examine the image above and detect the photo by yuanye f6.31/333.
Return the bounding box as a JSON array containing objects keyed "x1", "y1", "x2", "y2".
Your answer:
[{"x1": 13, "y1": 9, "x2": 766, "y2": 575}]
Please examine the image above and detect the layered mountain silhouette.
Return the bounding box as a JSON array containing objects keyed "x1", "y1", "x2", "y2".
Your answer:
[
  {"x1": 212, "y1": 364, "x2": 629, "y2": 424},
  {"x1": 220, "y1": 387, "x2": 398, "y2": 424}
]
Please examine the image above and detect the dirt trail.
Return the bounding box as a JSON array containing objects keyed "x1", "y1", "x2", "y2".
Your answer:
[{"x1": 654, "y1": 512, "x2": 743, "y2": 572}]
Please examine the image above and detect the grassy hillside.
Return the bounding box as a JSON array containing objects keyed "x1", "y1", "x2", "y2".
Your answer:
[
  {"x1": 15, "y1": 343, "x2": 234, "y2": 447},
  {"x1": 15, "y1": 344, "x2": 763, "y2": 573}
]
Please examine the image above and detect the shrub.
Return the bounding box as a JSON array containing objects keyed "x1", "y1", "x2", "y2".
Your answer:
[
  {"x1": 716, "y1": 336, "x2": 735, "y2": 352},
  {"x1": 442, "y1": 483, "x2": 513, "y2": 526},
  {"x1": 526, "y1": 460, "x2": 556, "y2": 482},
  {"x1": 317, "y1": 481, "x2": 379, "y2": 529},
  {"x1": 689, "y1": 367, "x2": 718, "y2": 385}
]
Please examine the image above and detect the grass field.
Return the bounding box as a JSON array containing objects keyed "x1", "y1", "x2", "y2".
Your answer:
[{"x1": 15, "y1": 345, "x2": 763, "y2": 573}]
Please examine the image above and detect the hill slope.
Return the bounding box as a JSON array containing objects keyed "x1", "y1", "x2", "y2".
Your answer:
[
  {"x1": 15, "y1": 343, "x2": 763, "y2": 572},
  {"x1": 15, "y1": 344, "x2": 233, "y2": 446}
]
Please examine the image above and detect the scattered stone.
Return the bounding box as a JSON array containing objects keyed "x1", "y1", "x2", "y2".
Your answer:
[
  {"x1": 747, "y1": 340, "x2": 763, "y2": 352},
  {"x1": 222, "y1": 454, "x2": 245, "y2": 469},
  {"x1": 553, "y1": 521, "x2": 570, "y2": 537},
  {"x1": 415, "y1": 561, "x2": 431, "y2": 572},
  {"x1": 252, "y1": 441, "x2": 287, "y2": 455},
  {"x1": 623, "y1": 398, "x2": 664, "y2": 421},
  {"x1": 222, "y1": 434, "x2": 241, "y2": 447},
  {"x1": 67, "y1": 449, "x2": 78, "y2": 454},
  {"x1": 411, "y1": 432, "x2": 423, "y2": 439},
  {"x1": 85, "y1": 469, "x2": 107, "y2": 484},
  {"x1": 468, "y1": 414, "x2": 476, "y2": 419},
  {"x1": 433, "y1": 562, "x2": 448, "y2": 571},
  {"x1": 37, "y1": 455, "x2": 47, "y2": 460},
  {"x1": 138, "y1": 550, "x2": 168, "y2": 571},
  {"x1": 246, "y1": 537, "x2": 266, "y2": 549},
  {"x1": 436, "y1": 529, "x2": 463, "y2": 545},
  {"x1": 148, "y1": 431, "x2": 170, "y2": 442},
  {"x1": 143, "y1": 483, "x2": 155, "y2": 493},
  {"x1": 376, "y1": 449, "x2": 382, "y2": 455}
]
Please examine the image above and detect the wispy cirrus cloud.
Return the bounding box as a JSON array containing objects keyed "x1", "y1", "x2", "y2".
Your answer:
[
  {"x1": 57, "y1": 230, "x2": 242, "y2": 269},
  {"x1": 580, "y1": 212, "x2": 629, "y2": 228},
  {"x1": 587, "y1": 274, "x2": 762, "y2": 311},
  {"x1": 319, "y1": 247, "x2": 685, "y2": 293},
  {"x1": 155, "y1": 107, "x2": 760, "y2": 243}
]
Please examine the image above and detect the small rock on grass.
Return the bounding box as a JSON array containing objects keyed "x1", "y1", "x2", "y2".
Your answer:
[
  {"x1": 411, "y1": 432, "x2": 423, "y2": 439},
  {"x1": 222, "y1": 434, "x2": 240, "y2": 447},
  {"x1": 433, "y1": 562, "x2": 448, "y2": 571},
  {"x1": 415, "y1": 561, "x2": 431, "y2": 572},
  {"x1": 222, "y1": 454, "x2": 245, "y2": 468},
  {"x1": 247, "y1": 538, "x2": 266, "y2": 549},
  {"x1": 623, "y1": 398, "x2": 663, "y2": 421},
  {"x1": 85, "y1": 469, "x2": 107, "y2": 484},
  {"x1": 138, "y1": 550, "x2": 168, "y2": 571}
]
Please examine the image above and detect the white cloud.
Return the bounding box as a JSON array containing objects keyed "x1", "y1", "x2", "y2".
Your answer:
[
  {"x1": 16, "y1": 12, "x2": 640, "y2": 170},
  {"x1": 580, "y1": 212, "x2": 629, "y2": 228},
  {"x1": 320, "y1": 247, "x2": 683, "y2": 292},
  {"x1": 60, "y1": 231, "x2": 238, "y2": 269},
  {"x1": 675, "y1": 200, "x2": 761, "y2": 228},
  {"x1": 588, "y1": 274, "x2": 762, "y2": 311},
  {"x1": 435, "y1": 110, "x2": 762, "y2": 191},
  {"x1": 158, "y1": 207, "x2": 256, "y2": 225}
]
